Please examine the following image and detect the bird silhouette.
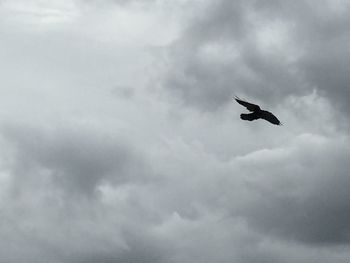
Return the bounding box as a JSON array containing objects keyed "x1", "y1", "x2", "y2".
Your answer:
[{"x1": 234, "y1": 96, "x2": 282, "y2": 125}]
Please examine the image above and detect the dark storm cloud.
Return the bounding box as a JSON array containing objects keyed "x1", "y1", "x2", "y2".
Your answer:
[
  {"x1": 164, "y1": 0, "x2": 350, "y2": 115},
  {"x1": 230, "y1": 135, "x2": 350, "y2": 245},
  {"x1": 1, "y1": 123, "x2": 149, "y2": 197}
]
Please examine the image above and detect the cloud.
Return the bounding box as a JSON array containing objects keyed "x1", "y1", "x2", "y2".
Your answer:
[
  {"x1": 81, "y1": 0, "x2": 156, "y2": 5},
  {"x1": 163, "y1": 0, "x2": 350, "y2": 116},
  {"x1": 0, "y1": 119, "x2": 350, "y2": 261},
  {"x1": 1, "y1": 0, "x2": 350, "y2": 262},
  {"x1": 229, "y1": 134, "x2": 350, "y2": 245},
  {"x1": 0, "y1": 123, "x2": 150, "y2": 197}
]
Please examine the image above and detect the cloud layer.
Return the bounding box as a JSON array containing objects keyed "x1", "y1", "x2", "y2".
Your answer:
[
  {"x1": 1, "y1": 0, "x2": 350, "y2": 262},
  {"x1": 164, "y1": 0, "x2": 350, "y2": 114}
]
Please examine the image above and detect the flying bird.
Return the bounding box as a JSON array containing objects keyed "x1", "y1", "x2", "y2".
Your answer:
[{"x1": 234, "y1": 96, "x2": 282, "y2": 125}]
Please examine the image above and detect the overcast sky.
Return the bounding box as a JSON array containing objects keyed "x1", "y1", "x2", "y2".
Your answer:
[{"x1": 1, "y1": 0, "x2": 350, "y2": 262}]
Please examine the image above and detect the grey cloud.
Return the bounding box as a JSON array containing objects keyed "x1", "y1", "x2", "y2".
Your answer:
[
  {"x1": 164, "y1": 0, "x2": 350, "y2": 116},
  {"x1": 1, "y1": 123, "x2": 149, "y2": 197},
  {"x1": 0, "y1": 125, "x2": 350, "y2": 262},
  {"x1": 111, "y1": 85, "x2": 135, "y2": 99},
  {"x1": 228, "y1": 135, "x2": 350, "y2": 245},
  {"x1": 81, "y1": 0, "x2": 156, "y2": 7},
  {"x1": 73, "y1": 231, "x2": 168, "y2": 263},
  {"x1": 163, "y1": 0, "x2": 302, "y2": 110},
  {"x1": 1, "y1": 0, "x2": 350, "y2": 262}
]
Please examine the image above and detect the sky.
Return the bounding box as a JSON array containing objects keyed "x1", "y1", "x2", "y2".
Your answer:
[{"x1": 1, "y1": 0, "x2": 350, "y2": 262}]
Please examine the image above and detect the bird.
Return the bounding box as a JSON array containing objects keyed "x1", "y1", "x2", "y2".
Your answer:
[{"x1": 234, "y1": 96, "x2": 282, "y2": 125}]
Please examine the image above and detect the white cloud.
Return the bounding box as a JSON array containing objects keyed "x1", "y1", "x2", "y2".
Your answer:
[{"x1": 1, "y1": 0, "x2": 79, "y2": 26}]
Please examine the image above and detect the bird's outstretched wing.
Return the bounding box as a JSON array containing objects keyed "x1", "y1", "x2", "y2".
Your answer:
[
  {"x1": 259, "y1": 110, "x2": 281, "y2": 125},
  {"x1": 234, "y1": 96, "x2": 260, "y2": 112}
]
